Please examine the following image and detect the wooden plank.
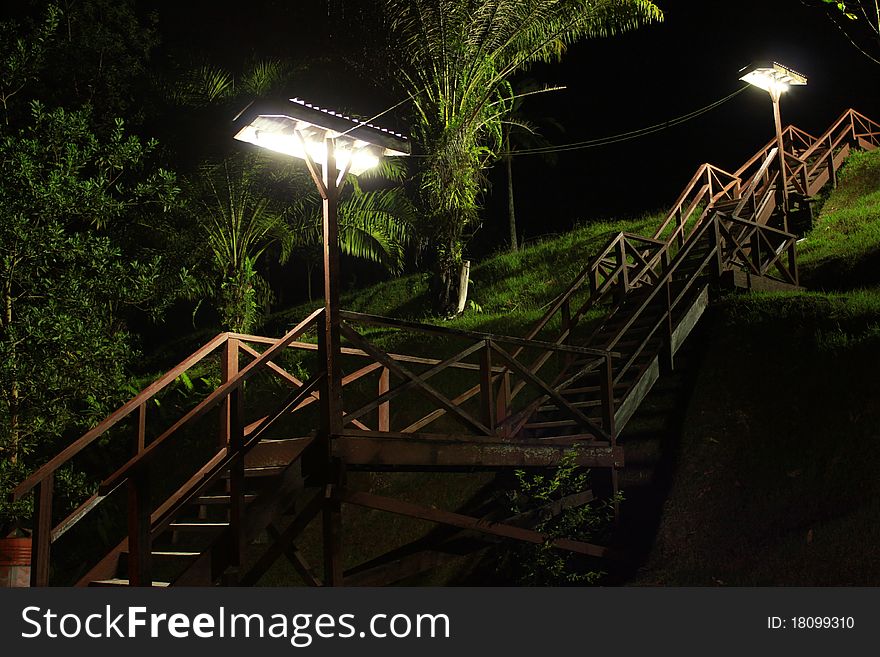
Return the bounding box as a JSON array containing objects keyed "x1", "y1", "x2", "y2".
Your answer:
[
  {"x1": 127, "y1": 471, "x2": 151, "y2": 587},
  {"x1": 30, "y1": 475, "x2": 53, "y2": 586},
  {"x1": 341, "y1": 324, "x2": 492, "y2": 436},
  {"x1": 239, "y1": 492, "x2": 323, "y2": 586},
  {"x1": 489, "y1": 341, "x2": 606, "y2": 439},
  {"x1": 344, "y1": 341, "x2": 485, "y2": 425},
  {"x1": 245, "y1": 437, "x2": 313, "y2": 469},
  {"x1": 613, "y1": 356, "x2": 660, "y2": 433},
  {"x1": 670, "y1": 284, "x2": 709, "y2": 357},
  {"x1": 267, "y1": 524, "x2": 323, "y2": 587},
  {"x1": 339, "y1": 490, "x2": 611, "y2": 559},
  {"x1": 232, "y1": 337, "x2": 501, "y2": 373},
  {"x1": 378, "y1": 367, "x2": 390, "y2": 432},
  {"x1": 333, "y1": 435, "x2": 623, "y2": 469}
]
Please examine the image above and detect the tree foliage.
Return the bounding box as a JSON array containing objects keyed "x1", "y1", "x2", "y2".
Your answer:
[
  {"x1": 380, "y1": 0, "x2": 662, "y2": 312},
  {"x1": 0, "y1": 103, "x2": 175, "y2": 529},
  {"x1": 811, "y1": 0, "x2": 880, "y2": 64},
  {"x1": 178, "y1": 154, "x2": 416, "y2": 332}
]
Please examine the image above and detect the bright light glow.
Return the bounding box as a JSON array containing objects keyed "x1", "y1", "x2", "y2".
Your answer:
[
  {"x1": 740, "y1": 62, "x2": 807, "y2": 97},
  {"x1": 234, "y1": 124, "x2": 381, "y2": 175},
  {"x1": 233, "y1": 97, "x2": 410, "y2": 176}
]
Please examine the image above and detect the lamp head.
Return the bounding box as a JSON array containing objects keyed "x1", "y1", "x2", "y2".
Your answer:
[
  {"x1": 233, "y1": 97, "x2": 410, "y2": 175},
  {"x1": 739, "y1": 62, "x2": 807, "y2": 97}
]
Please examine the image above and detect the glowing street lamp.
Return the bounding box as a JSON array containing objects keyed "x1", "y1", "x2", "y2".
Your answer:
[
  {"x1": 233, "y1": 97, "x2": 410, "y2": 175},
  {"x1": 233, "y1": 96, "x2": 410, "y2": 424},
  {"x1": 739, "y1": 62, "x2": 807, "y2": 216},
  {"x1": 233, "y1": 99, "x2": 409, "y2": 584}
]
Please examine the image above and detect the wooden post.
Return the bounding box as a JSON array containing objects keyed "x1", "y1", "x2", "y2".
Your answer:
[
  {"x1": 455, "y1": 260, "x2": 471, "y2": 315},
  {"x1": 137, "y1": 402, "x2": 146, "y2": 453},
  {"x1": 771, "y1": 91, "x2": 790, "y2": 228},
  {"x1": 662, "y1": 280, "x2": 674, "y2": 373},
  {"x1": 560, "y1": 299, "x2": 571, "y2": 341},
  {"x1": 496, "y1": 370, "x2": 510, "y2": 437},
  {"x1": 751, "y1": 230, "x2": 762, "y2": 275},
  {"x1": 599, "y1": 354, "x2": 616, "y2": 442},
  {"x1": 479, "y1": 341, "x2": 496, "y2": 433},
  {"x1": 827, "y1": 135, "x2": 837, "y2": 188},
  {"x1": 323, "y1": 468, "x2": 344, "y2": 587},
  {"x1": 789, "y1": 241, "x2": 799, "y2": 287},
  {"x1": 713, "y1": 216, "x2": 724, "y2": 278},
  {"x1": 378, "y1": 367, "x2": 390, "y2": 432},
  {"x1": 228, "y1": 386, "x2": 246, "y2": 569},
  {"x1": 219, "y1": 337, "x2": 239, "y2": 448},
  {"x1": 127, "y1": 468, "x2": 151, "y2": 586},
  {"x1": 676, "y1": 207, "x2": 684, "y2": 250},
  {"x1": 29, "y1": 473, "x2": 53, "y2": 587},
  {"x1": 617, "y1": 238, "x2": 628, "y2": 294}
]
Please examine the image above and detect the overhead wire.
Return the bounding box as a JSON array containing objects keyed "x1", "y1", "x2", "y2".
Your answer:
[
  {"x1": 347, "y1": 83, "x2": 750, "y2": 157},
  {"x1": 507, "y1": 85, "x2": 750, "y2": 156}
]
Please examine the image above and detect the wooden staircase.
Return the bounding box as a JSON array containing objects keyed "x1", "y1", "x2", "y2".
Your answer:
[{"x1": 12, "y1": 109, "x2": 880, "y2": 587}]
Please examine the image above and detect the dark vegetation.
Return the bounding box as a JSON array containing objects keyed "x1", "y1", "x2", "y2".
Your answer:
[{"x1": 636, "y1": 149, "x2": 880, "y2": 585}]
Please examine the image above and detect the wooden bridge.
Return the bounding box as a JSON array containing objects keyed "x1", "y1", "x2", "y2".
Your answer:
[{"x1": 12, "y1": 108, "x2": 880, "y2": 587}]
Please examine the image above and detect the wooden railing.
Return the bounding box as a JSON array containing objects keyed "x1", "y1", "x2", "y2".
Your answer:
[
  {"x1": 12, "y1": 304, "x2": 617, "y2": 585},
  {"x1": 13, "y1": 109, "x2": 879, "y2": 587},
  {"x1": 12, "y1": 308, "x2": 325, "y2": 585},
  {"x1": 336, "y1": 311, "x2": 617, "y2": 442}
]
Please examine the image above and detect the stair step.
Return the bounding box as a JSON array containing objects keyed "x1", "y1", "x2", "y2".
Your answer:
[
  {"x1": 89, "y1": 578, "x2": 170, "y2": 587},
  {"x1": 538, "y1": 399, "x2": 621, "y2": 412},
  {"x1": 195, "y1": 494, "x2": 258, "y2": 506},
  {"x1": 118, "y1": 550, "x2": 202, "y2": 585},
  {"x1": 524, "y1": 419, "x2": 579, "y2": 430},
  {"x1": 537, "y1": 434, "x2": 605, "y2": 444},
  {"x1": 221, "y1": 465, "x2": 286, "y2": 478},
  {"x1": 562, "y1": 384, "x2": 627, "y2": 395},
  {"x1": 168, "y1": 522, "x2": 229, "y2": 532}
]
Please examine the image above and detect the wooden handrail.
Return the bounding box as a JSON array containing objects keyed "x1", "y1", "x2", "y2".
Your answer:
[
  {"x1": 98, "y1": 307, "x2": 324, "y2": 495},
  {"x1": 339, "y1": 311, "x2": 619, "y2": 358},
  {"x1": 13, "y1": 332, "x2": 230, "y2": 501}
]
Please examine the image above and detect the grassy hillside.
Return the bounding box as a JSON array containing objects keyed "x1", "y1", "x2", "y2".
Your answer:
[
  {"x1": 261, "y1": 214, "x2": 660, "y2": 336},
  {"x1": 798, "y1": 148, "x2": 880, "y2": 288},
  {"x1": 635, "y1": 148, "x2": 880, "y2": 585}
]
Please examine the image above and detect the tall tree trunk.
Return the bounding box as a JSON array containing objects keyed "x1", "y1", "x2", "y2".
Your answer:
[
  {"x1": 431, "y1": 235, "x2": 462, "y2": 316},
  {"x1": 505, "y1": 131, "x2": 518, "y2": 252}
]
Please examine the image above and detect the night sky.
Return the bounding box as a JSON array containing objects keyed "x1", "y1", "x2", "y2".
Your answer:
[{"x1": 156, "y1": 0, "x2": 879, "y2": 253}]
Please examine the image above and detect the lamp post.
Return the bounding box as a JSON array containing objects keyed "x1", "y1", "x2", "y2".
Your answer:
[
  {"x1": 233, "y1": 98, "x2": 410, "y2": 584},
  {"x1": 740, "y1": 62, "x2": 807, "y2": 221}
]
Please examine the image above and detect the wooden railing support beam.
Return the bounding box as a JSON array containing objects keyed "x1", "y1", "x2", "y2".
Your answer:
[{"x1": 30, "y1": 474, "x2": 53, "y2": 587}]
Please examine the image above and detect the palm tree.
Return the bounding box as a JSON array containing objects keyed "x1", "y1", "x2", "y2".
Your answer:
[
  {"x1": 182, "y1": 156, "x2": 415, "y2": 332},
  {"x1": 380, "y1": 0, "x2": 663, "y2": 312}
]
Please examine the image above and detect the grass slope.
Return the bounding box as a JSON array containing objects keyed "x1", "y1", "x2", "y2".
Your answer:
[
  {"x1": 261, "y1": 214, "x2": 660, "y2": 335},
  {"x1": 636, "y1": 149, "x2": 880, "y2": 585}
]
